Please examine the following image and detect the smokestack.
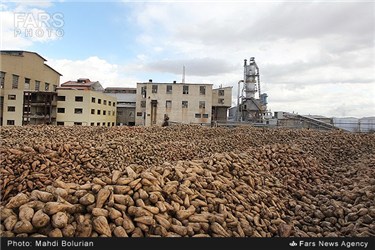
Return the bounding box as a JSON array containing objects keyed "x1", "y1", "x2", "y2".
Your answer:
[
  {"x1": 149, "y1": 79, "x2": 152, "y2": 83},
  {"x1": 244, "y1": 59, "x2": 247, "y2": 66}
]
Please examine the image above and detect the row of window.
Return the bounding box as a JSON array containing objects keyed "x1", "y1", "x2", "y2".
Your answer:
[
  {"x1": 195, "y1": 114, "x2": 209, "y2": 118},
  {"x1": 142, "y1": 85, "x2": 209, "y2": 96},
  {"x1": 57, "y1": 108, "x2": 116, "y2": 116},
  {"x1": 0, "y1": 72, "x2": 57, "y2": 91},
  {"x1": 57, "y1": 96, "x2": 116, "y2": 106},
  {"x1": 57, "y1": 122, "x2": 115, "y2": 126},
  {"x1": 140, "y1": 100, "x2": 207, "y2": 109}
]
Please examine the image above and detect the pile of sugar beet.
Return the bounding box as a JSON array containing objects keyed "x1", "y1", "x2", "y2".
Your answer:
[{"x1": 0, "y1": 125, "x2": 374, "y2": 237}]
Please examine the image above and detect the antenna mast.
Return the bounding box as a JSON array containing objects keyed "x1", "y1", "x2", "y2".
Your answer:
[{"x1": 182, "y1": 65, "x2": 185, "y2": 83}]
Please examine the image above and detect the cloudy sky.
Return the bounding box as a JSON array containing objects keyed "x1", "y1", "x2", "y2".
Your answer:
[{"x1": 1, "y1": 0, "x2": 374, "y2": 118}]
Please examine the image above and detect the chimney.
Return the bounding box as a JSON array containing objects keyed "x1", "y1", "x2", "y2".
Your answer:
[
  {"x1": 244, "y1": 59, "x2": 247, "y2": 66},
  {"x1": 149, "y1": 79, "x2": 152, "y2": 83},
  {"x1": 173, "y1": 81, "x2": 176, "y2": 84}
]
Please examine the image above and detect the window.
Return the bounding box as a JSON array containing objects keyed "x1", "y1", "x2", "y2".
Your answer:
[
  {"x1": 8, "y1": 95, "x2": 16, "y2": 100},
  {"x1": 166, "y1": 100, "x2": 172, "y2": 109},
  {"x1": 218, "y1": 98, "x2": 225, "y2": 104},
  {"x1": 24, "y1": 107, "x2": 30, "y2": 113},
  {"x1": 107, "y1": 122, "x2": 110, "y2": 126},
  {"x1": 113, "y1": 102, "x2": 115, "y2": 107},
  {"x1": 57, "y1": 122, "x2": 64, "y2": 126},
  {"x1": 74, "y1": 122, "x2": 82, "y2": 125},
  {"x1": 183, "y1": 85, "x2": 189, "y2": 94},
  {"x1": 74, "y1": 108, "x2": 83, "y2": 114},
  {"x1": 102, "y1": 122, "x2": 105, "y2": 126},
  {"x1": 141, "y1": 86, "x2": 147, "y2": 98},
  {"x1": 103, "y1": 110, "x2": 106, "y2": 115},
  {"x1": 8, "y1": 106, "x2": 15, "y2": 112},
  {"x1": 90, "y1": 122, "x2": 94, "y2": 126},
  {"x1": 112, "y1": 122, "x2": 115, "y2": 126},
  {"x1": 182, "y1": 101, "x2": 188, "y2": 108},
  {"x1": 200, "y1": 86, "x2": 206, "y2": 95},
  {"x1": 98, "y1": 99, "x2": 101, "y2": 104},
  {"x1": 203, "y1": 114, "x2": 209, "y2": 118},
  {"x1": 195, "y1": 113, "x2": 201, "y2": 118},
  {"x1": 113, "y1": 111, "x2": 115, "y2": 116},
  {"x1": 141, "y1": 101, "x2": 146, "y2": 108},
  {"x1": 53, "y1": 85, "x2": 57, "y2": 92},
  {"x1": 35, "y1": 80, "x2": 40, "y2": 91},
  {"x1": 152, "y1": 85, "x2": 158, "y2": 93},
  {"x1": 97, "y1": 122, "x2": 100, "y2": 126},
  {"x1": 103, "y1": 100, "x2": 107, "y2": 105},
  {"x1": 12, "y1": 75, "x2": 19, "y2": 89},
  {"x1": 24, "y1": 78, "x2": 30, "y2": 90},
  {"x1": 57, "y1": 96, "x2": 65, "y2": 101},
  {"x1": 91, "y1": 109, "x2": 95, "y2": 114},
  {"x1": 137, "y1": 112, "x2": 143, "y2": 116},
  {"x1": 57, "y1": 108, "x2": 65, "y2": 113},
  {"x1": 166, "y1": 85, "x2": 172, "y2": 94},
  {"x1": 7, "y1": 120, "x2": 15, "y2": 125},
  {"x1": 75, "y1": 96, "x2": 83, "y2": 102},
  {"x1": 109, "y1": 101, "x2": 111, "y2": 106},
  {"x1": 97, "y1": 110, "x2": 101, "y2": 115},
  {"x1": 92, "y1": 97, "x2": 95, "y2": 103},
  {"x1": 45, "y1": 83, "x2": 50, "y2": 91},
  {"x1": 218, "y1": 89, "x2": 225, "y2": 96},
  {"x1": 108, "y1": 111, "x2": 111, "y2": 116},
  {"x1": 0, "y1": 72, "x2": 5, "y2": 89},
  {"x1": 199, "y1": 101, "x2": 205, "y2": 109}
]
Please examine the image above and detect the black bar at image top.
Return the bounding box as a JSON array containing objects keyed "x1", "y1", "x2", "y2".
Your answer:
[{"x1": 1, "y1": 237, "x2": 374, "y2": 250}]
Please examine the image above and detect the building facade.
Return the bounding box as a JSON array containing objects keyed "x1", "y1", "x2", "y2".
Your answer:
[
  {"x1": 212, "y1": 86, "x2": 233, "y2": 121},
  {"x1": 104, "y1": 87, "x2": 136, "y2": 126},
  {"x1": 56, "y1": 79, "x2": 117, "y2": 126},
  {"x1": 135, "y1": 80, "x2": 213, "y2": 126},
  {"x1": 0, "y1": 50, "x2": 61, "y2": 126}
]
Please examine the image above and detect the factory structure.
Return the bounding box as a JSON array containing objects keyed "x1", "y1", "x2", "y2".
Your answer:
[{"x1": 1, "y1": 50, "x2": 373, "y2": 131}]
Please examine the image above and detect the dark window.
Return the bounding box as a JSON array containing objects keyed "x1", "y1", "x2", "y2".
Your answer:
[
  {"x1": 7, "y1": 120, "x2": 15, "y2": 125},
  {"x1": 103, "y1": 100, "x2": 107, "y2": 105},
  {"x1": 166, "y1": 85, "x2": 172, "y2": 94},
  {"x1": 74, "y1": 108, "x2": 83, "y2": 114},
  {"x1": 7, "y1": 106, "x2": 15, "y2": 112},
  {"x1": 218, "y1": 98, "x2": 225, "y2": 104},
  {"x1": 57, "y1": 96, "x2": 65, "y2": 101},
  {"x1": 152, "y1": 85, "x2": 158, "y2": 93},
  {"x1": 35, "y1": 80, "x2": 40, "y2": 91},
  {"x1": 141, "y1": 86, "x2": 147, "y2": 98},
  {"x1": 199, "y1": 101, "x2": 205, "y2": 109},
  {"x1": 166, "y1": 100, "x2": 172, "y2": 108},
  {"x1": 92, "y1": 97, "x2": 95, "y2": 103},
  {"x1": 97, "y1": 110, "x2": 101, "y2": 115},
  {"x1": 0, "y1": 71, "x2": 5, "y2": 89},
  {"x1": 45, "y1": 82, "x2": 50, "y2": 91},
  {"x1": 98, "y1": 99, "x2": 101, "y2": 104},
  {"x1": 102, "y1": 122, "x2": 105, "y2": 126},
  {"x1": 195, "y1": 113, "x2": 201, "y2": 118},
  {"x1": 97, "y1": 122, "x2": 100, "y2": 126},
  {"x1": 90, "y1": 122, "x2": 94, "y2": 126},
  {"x1": 74, "y1": 122, "x2": 82, "y2": 125},
  {"x1": 53, "y1": 85, "x2": 57, "y2": 92},
  {"x1": 57, "y1": 122, "x2": 64, "y2": 126},
  {"x1": 200, "y1": 86, "x2": 206, "y2": 95},
  {"x1": 107, "y1": 122, "x2": 110, "y2": 126},
  {"x1": 137, "y1": 112, "x2": 143, "y2": 116},
  {"x1": 113, "y1": 102, "x2": 115, "y2": 107},
  {"x1": 57, "y1": 108, "x2": 65, "y2": 113},
  {"x1": 8, "y1": 95, "x2": 16, "y2": 100},
  {"x1": 183, "y1": 85, "x2": 189, "y2": 94},
  {"x1": 12, "y1": 75, "x2": 19, "y2": 89},
  {"x1": 112, "y1": 122, "x2": 115, "y2": 126},
  {"x1": 103, "y1": 110, "x2": 106, "y2": 115},
  {"x1": 24, "y1": 78, "x2": 30, "y2": 90},
  {"x1": 203, "y1": 114, "x2": 209, "y2": 118},
  {"x1": 23, "y1": 106, "x2": 30, "y2": 113},
  {"x1": 91, "y1": 109, "x2": 95, "y2": 114},
  {"x1": 75, "y1": 96, "x2": 83, "y2": 102},
  {"x1": 182, "y1": 101, "x2": 188, "y2": 108},
  {"x1": 218, "y1": 89, "x2": 225, "y2": 96},
  {"x1": 108, "y1": 101, "x2": 111, "y2": 106}
]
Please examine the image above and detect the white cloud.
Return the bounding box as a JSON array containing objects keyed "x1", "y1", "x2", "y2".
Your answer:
[{"x1": 47, "y1": 56, "x2": 142, "y2": 88}]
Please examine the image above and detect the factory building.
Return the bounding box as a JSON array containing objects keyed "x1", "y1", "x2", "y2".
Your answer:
[
  {"x1": 212, "y1": 86, "x2": 233, "y2": 122},
  {"x1": 135, "y1": 80, "x2": 214, "y2": 126},
  {"x1": 56, "y1": 79, "x2": 116, "y2": 126},
  {"x1": 104, "y1": 87, "x2": 136, "y2": 126},
  {"x1": 0, "y1": 50, "x2": 61, "y2": 126}
]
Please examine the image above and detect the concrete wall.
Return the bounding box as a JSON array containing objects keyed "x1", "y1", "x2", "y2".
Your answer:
[
  {"x1": 212, "y1": 87, "x2": 232, "y2": 107},
  {"x1": 56, "y1": 89, "x2": 117, "y2": 126},
  {"x1": 0, "y1": 51, "x2": 60, "y2": 125},
  {"x1": 136, "y1": 83, "x2": 213, "y2": 126}
]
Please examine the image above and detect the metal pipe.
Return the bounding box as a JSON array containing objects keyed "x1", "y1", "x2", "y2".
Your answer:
[{"x1": 237, "y1": 80, "x2": 244, "y2": 122}]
